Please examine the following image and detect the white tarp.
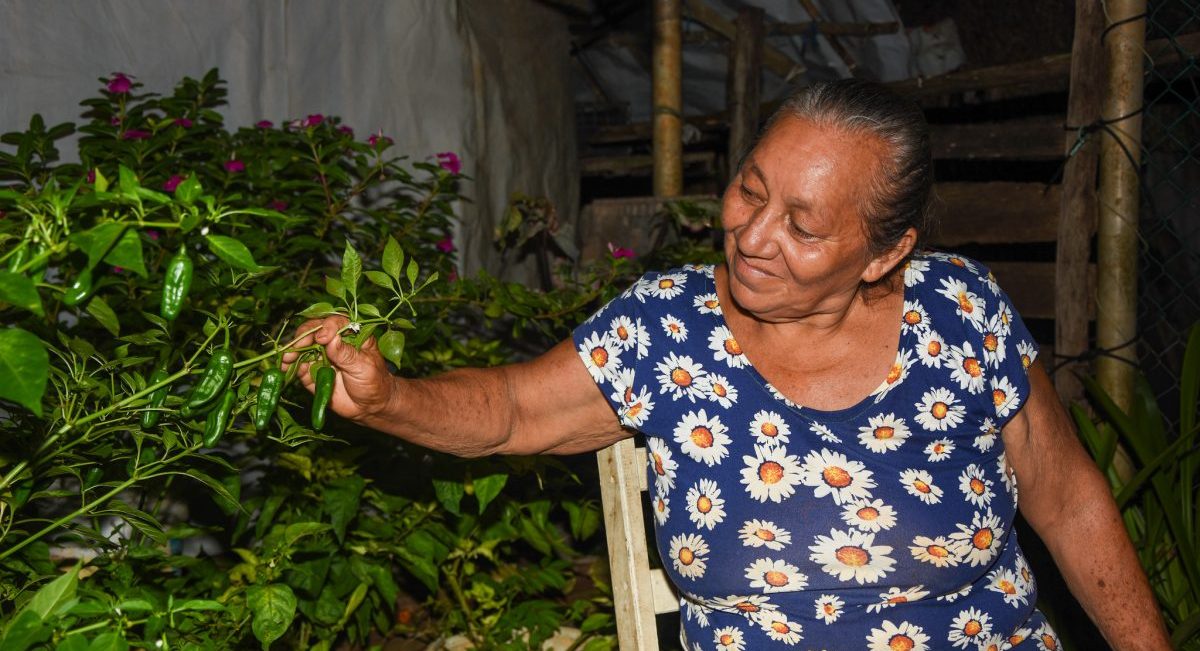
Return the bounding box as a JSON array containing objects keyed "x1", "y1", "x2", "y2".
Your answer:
[{"x1": 0, "y1": 0, "x2": 578, "y2": 283}]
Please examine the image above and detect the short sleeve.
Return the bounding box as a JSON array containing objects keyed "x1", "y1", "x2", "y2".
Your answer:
[
  {"x1": 571, "y1": 267, "x2": 706, "y2": 432},
  {"x1": 976, "y1": 266, "x2": 1040, "y2": 428}
]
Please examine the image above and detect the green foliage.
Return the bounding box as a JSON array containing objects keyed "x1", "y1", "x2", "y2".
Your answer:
[
  {"x1": 0, "y1": 70, "x2": 654, "y2": 649},
  {"x1": 1072, "y1": 322, "x2": 1200, "y2": 650}
]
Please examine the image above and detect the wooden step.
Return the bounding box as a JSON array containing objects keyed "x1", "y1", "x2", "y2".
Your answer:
[{"x1": 932, "y1": 182, "x2": 1061, "y2": 246}]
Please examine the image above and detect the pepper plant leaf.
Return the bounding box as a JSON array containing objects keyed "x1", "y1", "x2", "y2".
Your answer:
[
  {"x1": 205, "y1": 234, "x2": 261, "y2": 272},
  {"x1": 341, "y1": 243, "x2": 361, "y2": 300},
  {"x1": 0, "y1": 327, "x2": 48, "y2": 416},
  {"x1": 69, "y1": 222, "x2": 126, "y2": 270},
  {"x1": 0, "y1": 271, "x2": 43, "y2": 316},
  {"x1": 247, "y1": 584, "x2": 297, "y2": 649},
  {"x1": 378, "y1": 330, "x2": 405, "y2": 369},
  {"x1": 473, "y1": 473, "x2": 508, "y2": 514},
  {"x1": 85, "y1": 295, "x2": 120, "y2": 337},
  {"x1": 101, "y1": 227, "x2": 147, "y2": 277},
  {"x1": 382, "y1": 236, "x2": 403, "y2": 280}
]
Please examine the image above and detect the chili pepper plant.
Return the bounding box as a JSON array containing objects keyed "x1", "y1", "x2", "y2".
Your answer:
[{"x1": 0, "y1": 71, "x2": 657, "y2": 650}]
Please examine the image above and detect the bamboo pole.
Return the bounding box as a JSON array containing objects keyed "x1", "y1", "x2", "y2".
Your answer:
[
  {"x1": 1055, "y1": 0, "x2": 1105, "y2": 404},
  {"x1": 1096, "y1": 0, "x2": 1146, "y2": 411},
  {"x1": 653, "y1": 0, "x2": 683, "y2": 197},
  {"x1": 727, "y1": 6, "x2": 764, "y2": 178}
]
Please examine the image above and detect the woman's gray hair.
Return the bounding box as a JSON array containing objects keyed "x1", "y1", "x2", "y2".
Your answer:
[{"x1": 753, "y1": 79, "x2": 936, "y2": 257}]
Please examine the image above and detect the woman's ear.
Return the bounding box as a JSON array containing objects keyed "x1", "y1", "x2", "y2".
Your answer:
[{"x1": 861, "y1": 227, "x2": 918, "y2": 284}]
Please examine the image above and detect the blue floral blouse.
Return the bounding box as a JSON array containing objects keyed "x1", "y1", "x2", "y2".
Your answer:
[{"x1": 572, "y1": 252, "x2": 1062, "y2": 650}]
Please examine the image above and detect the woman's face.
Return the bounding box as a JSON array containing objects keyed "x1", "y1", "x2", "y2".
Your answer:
[{"x1": 722, "y1": 116, "x2": 900, "y2": 322}]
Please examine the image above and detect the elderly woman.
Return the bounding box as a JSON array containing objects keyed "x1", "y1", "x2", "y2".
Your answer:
[{"x1": 285, "y1": 80, "x2": 1169, "y2": 649}]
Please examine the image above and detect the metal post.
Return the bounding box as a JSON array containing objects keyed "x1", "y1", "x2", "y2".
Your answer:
[
  {"x1": 1096, "y1": 0, "x2": 1146, "y2": 411},
  {"x1": 653, "y1": 0, "x2": 683, "y2": 197}
]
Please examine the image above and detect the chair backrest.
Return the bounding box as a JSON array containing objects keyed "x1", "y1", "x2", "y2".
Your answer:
[{"x1": 596, "y1": 437, "x2": 679, "y2": 650}]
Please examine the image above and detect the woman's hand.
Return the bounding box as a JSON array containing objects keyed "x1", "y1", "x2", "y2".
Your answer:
[{"x1": 281, "y1": 316, "x2": 397, "y2": 424}]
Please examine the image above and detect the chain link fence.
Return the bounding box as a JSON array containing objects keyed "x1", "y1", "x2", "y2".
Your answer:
[{"x1": 1137, "y1": 1, "x2": 1200, "y2": 422}]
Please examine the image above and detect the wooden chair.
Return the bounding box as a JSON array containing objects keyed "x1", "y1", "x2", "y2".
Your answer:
[{"x1": 596, "y1": 437, "x2": 679, "y2": 650}]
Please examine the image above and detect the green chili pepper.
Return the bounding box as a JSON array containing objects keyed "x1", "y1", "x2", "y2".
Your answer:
[
  {"x1": 203, "y1": 389, "x2": 237, "y2": 447},
  {"x1": 182, "y1": 348, "x2": 234, "y2": 415},
  {"x1": 83, "y1": 467, "x2": 103, "y2": 490},
  {"x1": 311, "y1": 365, "x2": 335, "y2": 431},
  {"x1": 140, "y1": 363, "x2": 171, "y2": 428},
  {"x1": 160, "y1": 247, "x2": 193, "y2": 321},
  {"x1": 254, "y1": 367, "x2": 285, "y2": 431},
  {"x1": 62, "y1": 267, "x2": 94, "y2": 306}
]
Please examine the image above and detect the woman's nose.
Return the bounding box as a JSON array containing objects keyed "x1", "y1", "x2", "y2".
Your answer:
[{"x1": 736, "y1": 204, "x2": 779, "y2": 258}]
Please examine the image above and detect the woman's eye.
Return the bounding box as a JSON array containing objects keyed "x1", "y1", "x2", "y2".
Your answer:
[{"x1": 740, "y1": 185, "x2": 760, "y2": 202}]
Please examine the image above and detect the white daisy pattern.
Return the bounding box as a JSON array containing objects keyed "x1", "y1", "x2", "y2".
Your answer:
[
  {"x1": 661, "y1": 314, "x2": 688, "y2": 342},
  {"x1": 857, "y1": 412, "x2": 911, "y2": 453},
  {"x1": 674, "y1": 409, "x2": 732, "y2": 466},
  {"x1": 741, "y1": 444, "x2": 804, "y2": 503},
  {"x1": 567, "y1": 258, "x2": 1040, "y2": 647},
  {"x1": 686, "y1": 478, "x2": 727, "y2": 530},
  {"x1": 799, "y1": 448, "x2": 877, "y2": 505}
]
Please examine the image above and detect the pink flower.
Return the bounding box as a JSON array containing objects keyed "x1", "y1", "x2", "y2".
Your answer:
[
  {"x1": 338, "y1": 125, "x2": 354, "y2": 137},
  {"x1": 447, "y1": 269, "x2": 458, "y2": 283},
  {"x1": 110, "y1": 116, "x2": 122, "y2": 126},
  {"x1": 368, "y1": 131, "x2": 393, "y2": 148},
  {"x1": 304, "y1": 114, "x2": 324, "y2": 128},
  {"x1": 223, "y1": 159, "x2": 245, "y2": 173},
  {"x1": 111, "y1": 266, "x2": 124, "y2": 273},
  {"x1": 107, "y1": 73, "x2": 132, "y2": 94},
  {"x1": 86, "y1": 169, "x2": 96, "y2": 184},
  {"x1": 163, "y1": 175, "x2": 187, "y2": 192},
  {"x1": 256, "y1": 120, "x2": 274, "y2": 129},
  {"x1": 269, "y1": 200, "x2": 288, "y2": 211},
  {"x1": 436, "y1": 236, "x2": 455, "y2": 253},
  {"x1": 122, "y1": 129, "x2": 151, "y2": 140},
  {"x1": 173, "y1": 118, "x2": 193, "y2": 128},
  {"x1": 436, "y1": 152, "x2": 462, "y2": 175},
  {"x1": 607, "y1": 242, "x2": 636, "y2": 259},
  {"x1": 146, "y1": 230, "x2": 161, "y2": 241}
]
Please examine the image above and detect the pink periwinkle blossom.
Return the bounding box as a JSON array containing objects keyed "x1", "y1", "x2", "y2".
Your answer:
[
  {"x1": 304, "y1": 114, "x2": 325, "y2": 128},
  {"x1": 269, "y1": 200, "x2": 289, "y2": 211},
  {"x1": 146, "y1": 230, "x2": 161, "y2": 241},
  {"x1": 110, "y1": 116, "x2": 122, "y2": 126},
  {"x1": 447, "y1": 269, "x2": 459, "y2": 283},
  {"x1": 173, "y1": 118, "x2": 193, "y2": 128},
  {"x1": 256, "y1": 120, "x2": 274, "y2": 129},
  {"x1": 86, "y1": 169, "x2": 96, "y2": 184},
  {"x1": 436, "y1": 236, "x2": 455, "y2": 254},
  {"x1": 122, "y1": 129, "x2": 151, "y2": 140},
  {"x1": 436, "y1": 152, "x2": 461, "y2": 175},
  {"x1": 107, "y1": 73, "x2": 132, "y2": 95},
  {"x1": 112, "y1": 266, "x2": 124, "y2": 274},
  {"x1": 163, "y1": 175, "x2": 187, "y2": 192},
  {"x1": 368, "y1": 131, "x2": 393, "y2": 148},
  {"x1": 607, "y1": 242, "x2": 636, "y2": 259},
  {"x1": 338, "y1": 125, "x2": 354, "y2": 137},
  {"x1": 224, "y1": 159, "x2": 246, "y2": 173}
]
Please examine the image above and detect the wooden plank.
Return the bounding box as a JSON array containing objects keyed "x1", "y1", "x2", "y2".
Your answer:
[
  {"x1": 931, "y1": 117, "x2": 1063, "y2": 161},
  {"x1": 772, "y1": 21, "x2": 900, "y2": 37},
  {"x1": 581, "y1": 151, "x2": 715, "y2": 177},
  {"x1": 683, "y1": 0, "x2": 804, "y2": 80},
  {"x1": 1055, "y1": 0, "x2": 1105, "y2": 403},
  {"x1": 931, "y1": 183, "x2": 1061, "y2": 246},
  {"x1": 597, "y1": 438, "x2": 663, "y2": 650},
  {"x1": 590, "y1": 117, "x2": 1063, "y2": 161},
  {"x1": 727, "y1": 6, "x2": 764, "y2": 173},
  {"x1": 986, "y1": 261, "x2": 1096, "y2": 321},
  {"x1": 651, "y1": 568, "x2": 679, "y2": 614},
  {"x1": 635, "y1": 446, "x2": 648, "y2": 493},
  {"x1": 889, "y1": 31, "x2": 1200, "y2": 106},
  {"x1": 796, "y1": 0, "x2": 859, "y2": 75}
]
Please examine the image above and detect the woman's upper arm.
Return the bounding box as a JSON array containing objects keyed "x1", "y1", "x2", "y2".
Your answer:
[
  {"x1": 1000, "y1": 360, "x2": 1099, "y2": 531},
  {"x1": 499, "y1": 338, "x2": 631, "y2": 455}
]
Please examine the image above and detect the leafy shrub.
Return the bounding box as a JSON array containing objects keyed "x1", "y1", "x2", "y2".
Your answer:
[{"x1": 0, "y1": 70, "x2": 671, "y2": 650}]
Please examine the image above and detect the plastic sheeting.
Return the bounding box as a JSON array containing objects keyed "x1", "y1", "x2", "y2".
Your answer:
[
  {"x1": 0, "y1": 0, "x2": 578, "y2": 283},
  {"x1": 574, "y1": 0, "x2": 913, "y2": 122}
]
